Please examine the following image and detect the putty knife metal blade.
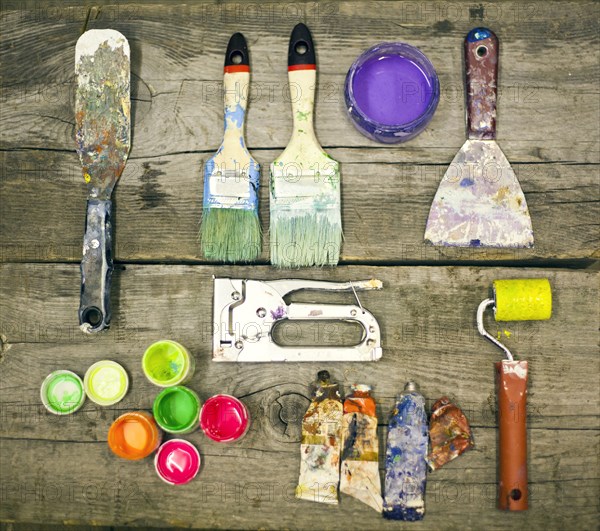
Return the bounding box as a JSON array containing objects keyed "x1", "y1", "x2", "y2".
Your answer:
[
  {"x1": 75, "y1": 29, "x2": 130, "y2": 333},
  {"x1": 425, "y1": 28, "x2": 533, "y2": 248}
]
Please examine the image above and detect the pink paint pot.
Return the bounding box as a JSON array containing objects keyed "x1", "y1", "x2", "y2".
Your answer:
[
  {"x1": 154, "y1": 439, "x2": 201, "y2": 485},
  {"x1": 200, "y1": 394, "x2": 250, "y2": 443}
]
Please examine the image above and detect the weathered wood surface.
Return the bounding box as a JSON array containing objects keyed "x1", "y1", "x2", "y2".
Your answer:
[
  {"x1": 1, "y1": 1, "x2": 599, "y2": 263},
  {"x1": 1, "y1": 1, "x2": 599, "y2": 530},
  {"x1": 2, "y1": 150, "x2": 598, "y2": 264},
  {"x1": 1, "y1": 264, "x2": 599, "y2": 529}
]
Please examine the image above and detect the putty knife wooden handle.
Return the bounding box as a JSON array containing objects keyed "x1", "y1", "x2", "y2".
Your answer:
[
  {"x1": 465, "y1": 28, "x2": 499, "y2": 140},
  {"x1": 496, "y1": 360, "x2": 528, "y2": 511}
]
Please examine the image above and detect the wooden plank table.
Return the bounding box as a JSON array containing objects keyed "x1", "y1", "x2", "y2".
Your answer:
[{"x1": 1, "y1": 1, "x2": 598, "y2": 529}]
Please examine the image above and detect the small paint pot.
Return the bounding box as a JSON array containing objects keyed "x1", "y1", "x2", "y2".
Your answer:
[
  {"x1": 142, "y1": 340, "x2": 195, "y2": 387},
  {"x1": 84, "y1": 360, "x2": 129, "y2": 406},
  {"x1": 108, "y1": 411, "x2": 162, "y2": 460},
  {"x1": 40, "y1": 370, "x2": 85, "y2": 415},
  {"x1": 154, "y1": 439, "x2": 201, "y2": 485},
  {"x1": 345, "y1": 42, "x2": 439, "y2": 143},
  {"x1": 200, "y1": 394, "x2": 250, "y2": 443},
  {"x1": 153, "y1": 386, "x2": 201, "y2": 434}
]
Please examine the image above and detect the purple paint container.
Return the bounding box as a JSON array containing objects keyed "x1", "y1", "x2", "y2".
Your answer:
[{"x1": 345, "y1": 43, "x2": 439, "y2": 143}]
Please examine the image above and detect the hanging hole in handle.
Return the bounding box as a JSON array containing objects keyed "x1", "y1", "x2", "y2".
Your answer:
[
  {"x1": 295, "y1": 41, "x2": 308, "y2": 55},
  {"x1": 82, "y1": 307, "x2": 103, "y2": 327},
  {"x1": 509, "y1": 489, "x2": 522, "y2": 501},
  {"x1": 476, "y1": 45, "x2": 488, "y2": 58},
  {"x1": 229, "y1": 51, "x2": 243, "y2": 65}
]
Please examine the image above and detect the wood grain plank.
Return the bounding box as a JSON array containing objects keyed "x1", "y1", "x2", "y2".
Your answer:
[
  {"x1": 1, "y1": 150, "x2": 598, "y2": 263},
  {"x1": 1, "y1": 1, "x2": 599, "y2": 529},
  {"x1": 1, "y1": 2, "x2": 598, "y2": 161},
  {"x1": 1, "y1": 264, "x2": 597, "y2": 434},
  {"x1": 1, "y1": 431, "x2": 598, "y2": 529},
  {"x1": 1, "y1": 1, "x2": 598, "y2": 263}
]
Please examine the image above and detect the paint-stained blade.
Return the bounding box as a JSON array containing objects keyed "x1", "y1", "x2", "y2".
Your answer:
[
  {"x1": 75, "y1": 29, "x2": 130, "y2": 200},
  {"x1": 425, "y1": 139, "x2": 533, "y2": 248}
]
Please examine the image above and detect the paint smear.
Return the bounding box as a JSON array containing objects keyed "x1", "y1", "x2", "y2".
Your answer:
[
  {"x1": 296, "y1": 371, "x2": 343, "y2": 504},
  {"x1": 340, "y1": 385, "x2": 382, "y2": 512},
  {"x1": 383, "y1": 383, "x2": 428, "y2": 521},
  {"x1": 427, "y1": 397, "x2": 474, "y2": 470}
]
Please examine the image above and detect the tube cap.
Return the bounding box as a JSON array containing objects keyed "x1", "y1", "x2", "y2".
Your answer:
[
  {"x1": 200, "y1": 394, "x2": 250, "y2": 443},
  {"x1": 84, "y1": 360, "x2": 128, "y2": 406},
  {"x1": 142, "y1": 340, "x2": 193, "y2": 387},
  {"x1": 40, "y1": 370, "x2": 85, "y2": 415},
  {"x1": 153, "y1": 386, "x2": 201, "y2": 434},
  {"x1": 108, "y1": 412, "x2": 162, "y2": 460},
  {"x1": 155, "y1": 439, "x2": 201, "y2": 485}
]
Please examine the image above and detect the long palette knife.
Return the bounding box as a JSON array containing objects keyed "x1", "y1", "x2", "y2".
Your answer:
[
  {"x1": 425, "y1": 28, "x2": 533, "y2": 248},
  {"x1": 212, "y1": 278, "x2": 383, "y2": 362},
  {"x1": 75, "y1": 30, "x2": 130, "y2": 333}
]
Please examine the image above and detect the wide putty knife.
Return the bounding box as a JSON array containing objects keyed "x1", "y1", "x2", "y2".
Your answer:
[
  {"x1": 425, "y1": 28, "x2": 533, "y2": 248},
  {"x1": 75, "y1": 29, "x2": 130, "y2": 333}
]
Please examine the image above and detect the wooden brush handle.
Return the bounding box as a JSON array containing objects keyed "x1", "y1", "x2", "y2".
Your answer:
[
  {"x1": 288, "y1": 23, "x2": 317, "y2": 136},
  {"x1": 465, "y1": 28, "x2": 499, "y2": 140},
  {"x1": 79, "y1": 199, "x2": 113, "y2": 333},
  {"x1": 496, "y1": 360, "x2": 528, "y2": 511},
  {"x1": 223, "y1": 33, "x2": 250, "y2": 141}
]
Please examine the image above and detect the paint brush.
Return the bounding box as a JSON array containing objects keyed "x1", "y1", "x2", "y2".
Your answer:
[
  {"x1": 201, "y1": 33, "x2": 260, "y2": 262},
  {"x1": 270, "y1": 23, "x2": 342, "y2": 267},
  {"x1": 75, "y1": 29, "x2": 130, "y2": 333}
]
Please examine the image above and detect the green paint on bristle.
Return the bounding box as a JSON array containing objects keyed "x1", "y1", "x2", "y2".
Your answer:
[
  {"x1": 201, "y1": 208, "x2": 261, "y2": 263},
  {"x1": 271, "y1": 213, "x2": 342, "y2": 268}
]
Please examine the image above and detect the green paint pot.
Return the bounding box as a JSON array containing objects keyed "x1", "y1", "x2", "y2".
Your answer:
[
  {"x1": 40, "y1": 370, "x2": 85, "y2": 415},
  {"x1": 84, "y1": 360, "x2": 129, "y2": 406},
  {"x1": 153, "y1": 386, "x2": 201, "y2": 434},
  {"x1": 142, "y1": 340, "x2": 194, "y2": 387}
]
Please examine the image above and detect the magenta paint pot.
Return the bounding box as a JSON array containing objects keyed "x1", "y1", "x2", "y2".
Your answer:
[
  {"x1": 345, "y1": 42, "x2": 439, "y2": 143},
  {"x1": 154, "y1": 439, "x2": 201, "y2": 485},
  {"x1": 200, "y1": 394, "x2": 250, "y2": 443}
]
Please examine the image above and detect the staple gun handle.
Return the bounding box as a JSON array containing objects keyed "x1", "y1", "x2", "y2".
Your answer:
[
  {"x1": 287, "y1": 303, "x2": 377, "y2": 327},
  {"x1": 266, "y1": 279, "x2": 382, "y2": 297}
]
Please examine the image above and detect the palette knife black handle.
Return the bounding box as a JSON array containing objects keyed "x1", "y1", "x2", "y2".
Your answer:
[{"x1": 79, "y1": 199, "x2": 113, "y2": 333}]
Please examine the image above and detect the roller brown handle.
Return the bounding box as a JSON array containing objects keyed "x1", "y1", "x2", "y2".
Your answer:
[
  {"x1": 496, "y1": 360, "x2": 528, "y2": 511},
  {"x1": 464, "y1": 28, "x2": 499, "y2": 140}
]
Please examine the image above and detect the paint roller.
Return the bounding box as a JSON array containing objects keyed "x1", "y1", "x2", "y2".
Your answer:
[{"x1": 477, "y1": 279, "x2": 552, "y2": 511}]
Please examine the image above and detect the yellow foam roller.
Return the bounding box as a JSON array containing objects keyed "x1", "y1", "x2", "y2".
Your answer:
[{"x1": 493, "y1": 279, "x2": 552, "y2": 321}]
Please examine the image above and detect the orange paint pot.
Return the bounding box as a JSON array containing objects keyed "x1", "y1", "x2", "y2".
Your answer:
[{"x1": 108, "y1": 411, "x2": 162, "y2": 460}]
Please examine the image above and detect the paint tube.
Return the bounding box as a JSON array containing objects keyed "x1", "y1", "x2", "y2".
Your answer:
[
  {"x1": 383, "y1": 381, "x2": 428, "y2": 521},
  {"x1": 427, "y1": 397, "x2": 474, "y2": 470},
  {"x1": 296, "y1": 370, "x2": 343, "y2": 504},
  {"x1": 340, "y1": 384, "x2": 383, "y2": 512}
]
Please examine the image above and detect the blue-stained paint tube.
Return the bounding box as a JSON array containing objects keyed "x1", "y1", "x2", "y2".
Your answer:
[{"x1": 383, "y1": 381, "x2": 428, "y2": 521}]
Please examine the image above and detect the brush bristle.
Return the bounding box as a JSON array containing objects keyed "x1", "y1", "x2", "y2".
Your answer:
[
  {"x1": 201, "y1": 208, "x2": 261, "y2": 262},
  {"x1": 270, "y1": 212, "x2": 342, "y2": 267}
]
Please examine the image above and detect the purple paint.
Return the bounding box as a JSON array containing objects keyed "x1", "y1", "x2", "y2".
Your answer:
[
  {"x1": 352, "y1": 55, "x2": 433, "y2": 126},
  {"x1": 345, "y1": 43, "x2": 439, "y2": 144},
  {"x1": 270, "y1": 306, "x2": 286, "y2": 320}
]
